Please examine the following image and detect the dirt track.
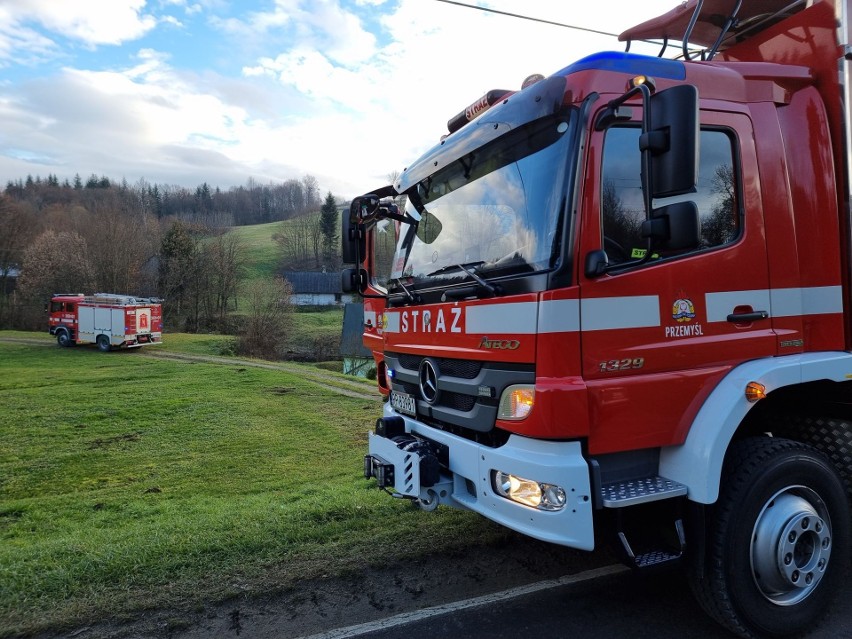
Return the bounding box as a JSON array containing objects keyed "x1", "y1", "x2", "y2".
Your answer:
[
  {"x1": 45, "y1": 538, "x2": 613, "y2": 639},
  {"x1": 0, "y1": 336, "x2": 381, "y2": 402}
]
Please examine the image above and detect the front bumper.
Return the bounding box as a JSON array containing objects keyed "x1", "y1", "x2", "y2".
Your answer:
[{"x1": 366, "y1": 403, "x2": 595, "y2": 550}]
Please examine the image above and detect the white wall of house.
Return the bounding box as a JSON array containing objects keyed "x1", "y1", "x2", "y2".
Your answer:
[{"x1": 290, "y1": 293, "x2": 355, "y2": 306}]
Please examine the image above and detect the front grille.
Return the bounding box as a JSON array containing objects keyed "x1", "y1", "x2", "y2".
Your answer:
[
  {"x1": 386, "y1": 351, "x2": 534, "y2": 435},
  {"x1": 397, "y1": 354, "x2": 481, "y2": 379}
]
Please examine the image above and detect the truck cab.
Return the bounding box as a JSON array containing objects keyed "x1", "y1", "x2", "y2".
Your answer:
[{"x1": 345, "y1": 1, "x2": 852, "y2": 636}]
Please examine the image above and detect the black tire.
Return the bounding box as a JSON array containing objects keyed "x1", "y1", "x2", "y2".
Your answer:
[
  {"x1": 96, "y1": 335, "x2": 111, "y2": 352},
  {"x1": 56, "y1": 330, "x2": 71, "y2": 347},
  {"x1": 773, "y1": 413, "x2": 852, "y2": 503},
  {"x1": 689, "y1": 437, "x2": 849, "y2": 638}
]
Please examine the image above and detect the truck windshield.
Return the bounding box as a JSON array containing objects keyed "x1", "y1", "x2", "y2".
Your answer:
[{"x1": 390, "y1": 109, "x2": 577, "y2": 290}]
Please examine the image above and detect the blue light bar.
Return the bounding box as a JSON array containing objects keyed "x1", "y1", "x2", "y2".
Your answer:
[{"x1": 555, "y1": 51, "x2": 686, "y2": 82}]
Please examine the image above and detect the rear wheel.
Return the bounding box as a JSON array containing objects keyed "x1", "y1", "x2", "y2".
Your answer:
[
  {"x1": 690, "y1": 437, "x2": 849, "y2": 638},
  {"x1": 96, "y1": 335, "x2": 112, "y2": 352}
]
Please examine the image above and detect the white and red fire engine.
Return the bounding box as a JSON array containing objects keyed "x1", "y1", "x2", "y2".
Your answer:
[
  {"x1": 344, "y1": 1, "x2": 852, "y2": 637},
  {"x1": 48, "y1": 293, "x2": 163, "y2": 352}
]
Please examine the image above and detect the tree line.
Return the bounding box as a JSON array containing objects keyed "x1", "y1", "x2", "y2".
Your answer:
[
  {"x1": 0, "y1": 173, "x2": 344, "y2": 356},
  {"x1": 5, "y1": 173, "x2": 323, "y2": 227}
]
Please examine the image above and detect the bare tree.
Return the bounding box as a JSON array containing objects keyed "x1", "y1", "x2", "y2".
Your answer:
[
  {"x1": 0, "y1": 197, "x2": 39, "y2": 326},
  {"x1": 204, "y1": 232, "x2": 245, "y2": 325},
  {"x1": 16, "y1": 230, "x2": 95, "y2": 328},
  {"x1": 274, "y1": 212, "x2": 323, "y2": 269},
  {"x1": 236, "y1": 276, "x2": 294, "y2": 359}
]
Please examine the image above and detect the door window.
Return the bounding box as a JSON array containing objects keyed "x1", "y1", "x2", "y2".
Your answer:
[{"x1": 601, "y1": 127, "x2": 740, "y2": 264}]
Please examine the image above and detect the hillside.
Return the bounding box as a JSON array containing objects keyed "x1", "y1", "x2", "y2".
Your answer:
[
  {"x1": 222, "y1": 221, "x2": 347, "y2": 364},
  {"x1": 223, "y1": 221, "x2": 282, "y2": 283}
]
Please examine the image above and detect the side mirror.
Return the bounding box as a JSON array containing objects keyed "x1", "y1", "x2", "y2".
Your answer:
[
  {"x1": 341, "y1": 267, "x2": 367, "y2": 293},
  {"x1": 642, "y1": 201, "x2": 700, "y2": 251},
  {"x1": 642, "y1": 85, "x2": 699, "y2": 199},
  {"x1": 584, "y1": 249, "x2": 609, "y2": 279},
  {"x1": 342, "y1": 195, "x2": 379, "y2": 264}
]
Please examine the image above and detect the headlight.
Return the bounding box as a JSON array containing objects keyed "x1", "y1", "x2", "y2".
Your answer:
[
  {"x1": 493, "y1": 470, "x2": 566, "y2": 511},
  {"x1": 497, "y1": 385, "x2": 534, "y2": 420}
]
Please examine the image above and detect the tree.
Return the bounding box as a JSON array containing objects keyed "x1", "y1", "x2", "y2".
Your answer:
[
  {"x1": 236, "y1": 276, "x2": 293, "y2": 358},
  {"x1": 158, "y1": 220, "x2": 199, "y2": 325},
  {"x1": 16, "y1": 230, "x2": 95, "y2": 327},
  {"x1": 0, "y1": 197, "x2": 39, "y2": 326},
  {"x1": 204, "y1": 232, "x2": 245, "y2": 326},
  {"x1": 320, "y1": 191, "x2": 338, "y2": 268},
  {"x1": 85, "y1": 191, "x2": 157, "y2": 294},
  {"x1": 274, "y1": 212, "x2": 323, "y2": 270}
]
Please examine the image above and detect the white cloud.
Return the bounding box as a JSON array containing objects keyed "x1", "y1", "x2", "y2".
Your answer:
[
  {"x1": 0, "y1": 7, "x2": 58, "y2": 67},
  {"x1": 0, "y1": 0, "x2": 694, "y2": 196},
  {"x1": 3, "y1": 0, "x2": 157, "y2": 47}
]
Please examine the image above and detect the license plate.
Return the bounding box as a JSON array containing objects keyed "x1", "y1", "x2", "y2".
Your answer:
[{"x1": 390, "y1": 391, "x2": 416, "y2": 417}]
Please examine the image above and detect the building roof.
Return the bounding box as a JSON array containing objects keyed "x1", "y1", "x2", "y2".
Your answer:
[
  {"x1": 282, "y1": 271, "x2": 342, "y2": 294},
  {"x1": 340, "y1": 302, "x2": 371, "y2": 357}
]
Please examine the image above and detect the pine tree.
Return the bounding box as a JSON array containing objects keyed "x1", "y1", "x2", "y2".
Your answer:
[{"x1": 320, "y1": 191, "x2": 338, "y2": 268}]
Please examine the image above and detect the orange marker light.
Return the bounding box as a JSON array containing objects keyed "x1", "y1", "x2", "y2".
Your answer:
[
  {"x1": 745, "y1": 382, "x2": 767, "y2": 403},
  {"x1": 628, "y1": 75, "x2": 656, "y2": 92}
]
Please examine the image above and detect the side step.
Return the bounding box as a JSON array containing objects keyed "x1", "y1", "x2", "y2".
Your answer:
[
  {"x1": 601, "y1": 476, "x2": 687, "y2": 508},
  {"x1": 618, "y1": 519, "x2": 686, "y2": 571}
]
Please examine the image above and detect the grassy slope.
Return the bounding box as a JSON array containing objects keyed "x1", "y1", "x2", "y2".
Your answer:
[
  {"x1": 225, "y1": 221, "x2": 282, "y2": 283},
  {"x1": 0, "y1": 337, "x2": 505, "y2": 636},
  {"x1": 217, "y1": 221, "x2": 346, "y2": 364}
]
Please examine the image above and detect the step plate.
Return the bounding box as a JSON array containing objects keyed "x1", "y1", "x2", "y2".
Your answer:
[{"x1": 602, "y1": 476, "x2": 687, "y2": 507}]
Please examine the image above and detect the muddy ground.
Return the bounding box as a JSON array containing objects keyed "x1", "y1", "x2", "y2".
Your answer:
[{"x1": 38, "y1": 538, "x2": 617, "y2": 639}]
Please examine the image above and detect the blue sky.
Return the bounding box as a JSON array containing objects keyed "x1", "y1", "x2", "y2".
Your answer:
[{"x1": 0, "y1": 0, "x2": 676, "y2": 198}]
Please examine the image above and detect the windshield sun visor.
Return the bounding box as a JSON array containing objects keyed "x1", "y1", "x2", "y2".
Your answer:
[{"x1": 396, "y1": 75, "x2": 568, "y2": 193}]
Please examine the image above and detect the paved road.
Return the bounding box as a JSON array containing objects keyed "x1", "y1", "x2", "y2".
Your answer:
[{"x1": 316, "y1": 565, "x2": 852, "y2": 639}]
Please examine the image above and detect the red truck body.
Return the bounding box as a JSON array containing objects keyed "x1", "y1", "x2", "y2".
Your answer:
[
  {"x1": 49, "y1": 293, "x2": 163, "y2": 351},
  {"x1": 345, "y1": 1, "x2": 852, "y2": 636}
]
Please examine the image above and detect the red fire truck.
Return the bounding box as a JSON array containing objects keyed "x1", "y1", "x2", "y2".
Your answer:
[
  {"x1": 48, "y1": 293, "x2": 163, "y2": 352},
  {"x1": 344, "y1": 0, "x2": 852, "y2": 636}
]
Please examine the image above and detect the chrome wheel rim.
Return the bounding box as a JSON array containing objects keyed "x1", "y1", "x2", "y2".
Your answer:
[{"x1": 750, "y1": 486, "x2": 832, "y2": 606}]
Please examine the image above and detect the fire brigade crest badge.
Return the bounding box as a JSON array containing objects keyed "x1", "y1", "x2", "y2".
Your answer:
[{"x1": 672, "y1": 295, "x2": 696, "y2": 323}]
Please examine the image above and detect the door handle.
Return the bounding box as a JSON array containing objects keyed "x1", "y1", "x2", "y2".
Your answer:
[{"x1": 726, "y1": 310, "x2": 769, "y2": 323}]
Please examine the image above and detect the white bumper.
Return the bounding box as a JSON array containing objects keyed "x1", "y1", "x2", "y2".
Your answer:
[{"x1": 369, "y1": 403, "x2": 595, "y2": 550}]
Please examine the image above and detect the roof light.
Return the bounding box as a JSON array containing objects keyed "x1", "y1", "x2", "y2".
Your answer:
[
  {"x1": 628, "y1": 75, "x2": 657, "y2": 92},
  {"x1": 521, "y1": 73, "x2": 545, "y2": 89},
  {"x1": 447, "y1": 89, "x2": 513, "y2": 134}
]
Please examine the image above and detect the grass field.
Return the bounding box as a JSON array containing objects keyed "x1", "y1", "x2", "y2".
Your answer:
[
  {"x1": 0, "y1": 335, "x2": 506, "y2": 636},
  {"x1": 224, "y1": 221, "x2": 282, "y2": 283}
]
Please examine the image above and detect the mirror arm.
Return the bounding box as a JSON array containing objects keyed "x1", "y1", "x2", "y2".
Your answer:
[{"x1": 636, "y1": 82, "x2": 657, "y2": 260}]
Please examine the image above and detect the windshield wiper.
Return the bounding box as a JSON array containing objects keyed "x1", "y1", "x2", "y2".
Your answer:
[
  {"x1": 428, "y1": 261, "x2": 500, "y2": 297},
  {"x1": 427, "y1": 261, "x2": 485, "y2": 276},
  {"x1": 390, "y1": 277, "x2": 418, "y2": 303}
]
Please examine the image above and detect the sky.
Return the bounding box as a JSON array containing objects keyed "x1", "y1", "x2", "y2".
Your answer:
[{"x1": 0, "y1": 0, "x2": 680, "y2": 199}]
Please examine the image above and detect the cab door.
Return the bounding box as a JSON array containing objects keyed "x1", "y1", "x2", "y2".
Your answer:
[{"x1": 578, "y1": 109, "x2": 775, "y2": 454}]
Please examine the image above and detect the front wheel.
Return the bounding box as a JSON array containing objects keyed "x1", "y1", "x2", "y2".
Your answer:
[
  {"x1": 690, "y1": 438, "x2": 849, "y2": 638},
  {"x1": 56, "y1": 330, "x2": 72, "y2": 347}
]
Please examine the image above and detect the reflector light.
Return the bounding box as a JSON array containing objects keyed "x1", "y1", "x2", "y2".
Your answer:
[{"x1": 745, "y1": 381, "x2": 767, "y2": 402}]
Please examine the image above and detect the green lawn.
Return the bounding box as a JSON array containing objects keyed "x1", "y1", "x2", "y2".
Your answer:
[{"x1": 0, "y1": 337, "x2": 505, "y2": 636}]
